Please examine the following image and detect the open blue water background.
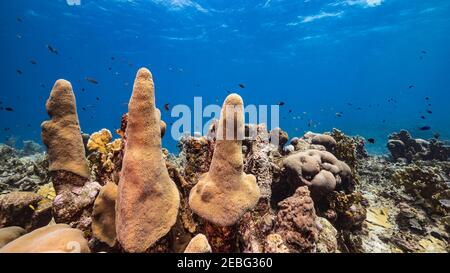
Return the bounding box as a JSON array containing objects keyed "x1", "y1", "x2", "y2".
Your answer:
[{"x1": 0, "y1": 0, "x2": 449, "y2": 154}]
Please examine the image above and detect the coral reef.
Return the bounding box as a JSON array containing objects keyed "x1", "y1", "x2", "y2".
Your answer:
[
  {"x1": 116, "y1": 68, "x2": 180, "y2": 253},
  {"x1": 184, "y1": 234, "x2": 212, "y2": 253},
  {"x1": 282, "y1": 149, "x2": 353, "y2": 200},
  {"x1": 92, "y1": 182, "x2": 117, "y2": 247},
  {"x1": 0, "y1": 226, "x2": 26, "y2": 248},
  {"x1": 392, "y1": 163, "x2": 449, "y2": 215},
  {"x1": 86, "y1": 129, "x2": 123, "y2": 185},
  {"x1": 41, "y1": 79, "x2": 90, "y2": 178},
  {"x1": 387, "y1": 130, "x2": 450, "y2": 162},
  {"x1": 271, "y1": 186, "x2": 318, "y2": 253},
  {"x1": 0, "y1": 144, "x2": 49, "y2": 194},
  {"x1": 189, "y1": 94, "x2": 260, "y2": 227},
  {"x1": 0, "y1": 224, "x2": 90, "y2": 253},
  {"x1": 1, "y1": 67, "x2": 449, "y2": 254},
  {"x1": 41, "y1": 79, "x2": 100, "y2": 230},
  {"x1": 0, "y1": 191, "x2": 52, "y2": 231}
]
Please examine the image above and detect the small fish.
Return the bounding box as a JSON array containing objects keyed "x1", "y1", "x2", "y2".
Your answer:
[
  {"x1": 111, "y1": 56, "x2": 115, "y2": 61},
  {"x1": 108, "y1": 67, "x2": 112, "y2": 71},
  {"x1": 82, "y1": 107, "x2": 86, "y2": 111},
  {"x1": 367, "y1": 138, "x2": 375, "y2": 144},
  {"x1": 47, "y1": 44, "x2": 58, "y2": 54},
  {"x1": 81, "y1": 88, "x2": 85, "y2": 92},
  {"x1": 335, "y1": 112, "x2": 343, "y2": 117},
  {"x1": 5, "y1": 107, "x2": 14, "y2": 112},
  {"x1": 96, "y1": 97, "x2": 100, "y2": 101},
  {"x1": 29, "y1": 59, "x2": 37, "y2": 65},
  {"x1": 164, "y1": 103, "x2": 170, "y2": 112},
  {"x1": 433, "y1": 132, "x2": 440, "y2": 139},
  {"x1": 288, "y1": 109, "x2": 292, "y2": 113},
  {"x1": 408, "y1": 85, "x2": 414, "y2": 89},
  {"x1": 16, "y1": 69, "x2": 23, "y2": 75},
  {"x1": 419, "y1": 126, "x2": 431, "y2": 131},
  {"x1": 4, "y1": 128, "x2": 10, "y2": 131},
  {"x1": 421, "y1": 50, "x2": 427, "y2": 54},
  {"x1": 27, "y1": 124, "x2": 31, "y2": 127},
  {"x1": 426, "y1": 110, "x2": 432, "y2": 114},
  {"x1": 382, "y1": 120, "x2": 386, "y2": 123},
  {"x1": 40, "y1": 83, "x2": 45, "y2": 88},
  {"x1": 238, "y1": 84, "x2": 245, "y2": 89},
  {"x1": 421, "y1": 116, "x2": 426, "y2": 119},
  {"x1": 17, "y1": 17, "x2": 23, "y2": 23},
  {"x1": 85, "y1": 77, "x2": 99, "y2": 85},
  {"x1": 226, "y1": 90, "x2": 231, "y2": 94},
  {"x1": 278, "y1": 101, "x2": 285, "y2": 106},
  {"x1": 29, "y1": 204, "x2": 35, "y2": 211},
  {"x1": 357, "y1": 107, "x2": 362, "y2": 110},
  {"x1": 425, "y1": 97, "x2": 429, "y2": 100}
]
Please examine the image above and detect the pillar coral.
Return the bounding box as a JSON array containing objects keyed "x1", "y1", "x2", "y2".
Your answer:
[
  {"x1": 116, "y1": 68, "x2": 180, "y2": 253},
  {"x1": 189, "y1": 94, "x2": 260, "y2": 226}
]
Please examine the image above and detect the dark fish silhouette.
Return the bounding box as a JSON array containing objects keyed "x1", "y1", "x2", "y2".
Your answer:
[
  {"x1": 4, "y1": 128, "x2": 10, "y2": 131},
  {"x1": 421, "y1": 116, "x2": 426, "y2": 119},
  {"x1": 47, "y1": 45, "x2": 58, "y2": 54},
  {"x1": 82, "y1": 107, "x2": 86, "y2": 111},
  {"x1": 17, "y1": 17, "x2": 23, "y2": 23},
  {"x1": 425, "y1": 97, "x2": 429, "y2": 100},
  {"x1": 433, "y1": 132, "x2": 440, "y2": 139},
  {"x1": 5, "y1": 107, "x2": 14, "y2": 112},
  {"x1": 357, "y1": 107, "x2": 362, "y2": 110},
  {"x1": 164, "y1": 103, "x2": 170, "y2": 112},
  {"x1": 29, "y1": 59, "x2": 37, "y2": 65},
  {"x1": 426, "y1": 110, "x2": 432, "y2": 114},
  {"x1": 85, "y1": 77, "x2": 99, "y2": 85},
  {"x1": 408, "y1": 85, "x2": 414, "y2": 89},
  {"x1": 16, "y1": 69, "x2": 23, "y2": 75},
  {"x1": 367, "y1": 138, "x2": 375, "y2": 144},
  {"x1": 111, "y1": 57, "x2": 115, "y2": 61},
  {"x1": 238, "y1": 84, "x2": 245, "y2": 89},
  {"x1": 419, "y1": 126, "x2": 431, "y2": 131},
  {"x1": 335, "y1": 112, "x2": 343, "y2": 117},
  {"x1": 421, "y1": 50, "x2": 427, "y2": 54},
  {"x1": 278, "y1": 102, "x2": 285, "y2": 106},
  {"x1": 96, "y1": 97, "x2": 100, "y2": 101},
  {"x1": 81, "y1": 88, "x2": 85, "y2": 92},
  {"x1": 382, "y1": 120, "x2": 386, "y2": 123},
  {"x1": 288, "y1": 109, "x2": 292, "y2": 113}
]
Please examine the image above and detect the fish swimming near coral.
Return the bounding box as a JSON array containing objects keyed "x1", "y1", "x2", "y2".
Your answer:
[
  {"x1": 367, "y1": 138, "x2": 375, "y2": 144},
  {"x1": 85, "y1": 77, "x2": 99, "y2": 85},
  {"x1": 46, "y1": 44, "x2": 58, "y2": 54},
  {"x1": 419, "y1": 126, "x2": 431, "y2": 131},
  {"x1": 426, "y1": 110, "x2": 432, "y2": 114},
  {"x1": 164, "y1": 103, "x2": 170, "y2": 112},
  {"x1": 5, "y1": 107, "x2": 14, "y2": 112},
  {"x1": 239, "y1": 83, "x2": 245, "y2": 89}
]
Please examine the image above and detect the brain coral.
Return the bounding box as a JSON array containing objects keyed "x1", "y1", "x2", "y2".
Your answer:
[{"x1": 283, "y1": 149, "x2": 352, "y2": 199}]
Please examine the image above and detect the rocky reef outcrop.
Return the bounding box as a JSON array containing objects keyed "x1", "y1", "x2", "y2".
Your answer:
[{"x1": 387, "y1": 130, "x2": 450, "y2": 162}]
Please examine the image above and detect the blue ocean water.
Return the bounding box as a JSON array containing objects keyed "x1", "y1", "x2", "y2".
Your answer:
[{"x1": 0, "y1": 0, "x2": 449, "y2": 154}]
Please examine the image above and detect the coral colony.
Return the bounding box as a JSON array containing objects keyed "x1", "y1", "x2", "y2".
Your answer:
[{"x1": 0, "y1": 68, "x2": 449, "y2": 253}]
